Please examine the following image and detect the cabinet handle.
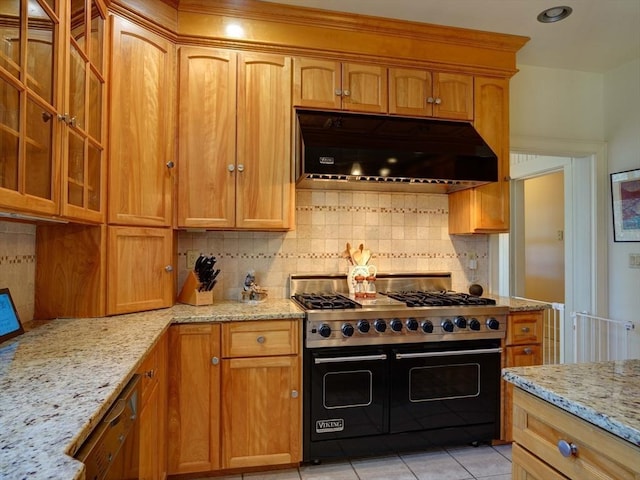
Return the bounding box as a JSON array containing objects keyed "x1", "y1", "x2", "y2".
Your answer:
[
  {"x1": 291, "y1": 390, "x2": 299, "y2": 399},
  {"x1": 557, "y1": 439, "x2": 578, "y2": 457},
  {"x1": 165, "y1": 265, "x2": 173, "y2": 272},
  {"x1": 211, "y1": 356, "x2": 219, "y2": 365},
  {"x1": 521, "y1": 326, "x2": 530, "y2": 333},
  {"x1": 228, "y1": 164, "x2": 235, "y2": 172},
  {"x1": 166, "y1": 160, "x2": 175, "y2": 169},
  {"x1": 334, "y1": 89, "x2": 342, "y2": 96},
  {"x1": 145, "y1": 369, "x2": 155, "y2": 379},
  {"x1": 342, "y1": 89, "x2": 350, "y2": 97},
  {"x1": 427, "y1": 97, "x2": 435, "y2": 104},
  {"x1": 434, "y1": 97, "x2": 442, "y2": 105},
  {"x1": 523, "y1": 347, "x2": 533, "y2": 355},
  {"x1": 237, "y1": 164, "x2": 245, "y2": 172},
  {"x1": 256, "y1": 335, "x2": 266, "y2": 344},
  {"x1": 68, "y1": 116, "x2": 77, "y2": 127}
]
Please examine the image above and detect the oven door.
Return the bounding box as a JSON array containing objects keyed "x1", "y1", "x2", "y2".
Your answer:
[
  {"x1": 389, "y1": 340, "x2": 501, "y2": 435},
  {"x1": 309, "y1": 347, "x2": 389, "y2": 441}
]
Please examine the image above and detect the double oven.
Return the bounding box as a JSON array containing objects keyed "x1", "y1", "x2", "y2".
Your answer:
[{"x1": 291, "y1": 273, "x2": 508, "y2": 463}]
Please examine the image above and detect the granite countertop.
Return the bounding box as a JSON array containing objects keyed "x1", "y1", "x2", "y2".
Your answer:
[
  {"x1": 487, "y1": 295, "x2": 551, "y2": 312},
  {"x1": 0, "y1": 299, "x2": 304, "y2": 480},
  {"x1": 503, "y1": 360, "x2": 640, "y2": 447}
]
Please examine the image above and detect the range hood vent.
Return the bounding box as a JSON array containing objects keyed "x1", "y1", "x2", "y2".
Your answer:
[{"x1": 295, "y1": 109, "x2": 498, "y2": 194}]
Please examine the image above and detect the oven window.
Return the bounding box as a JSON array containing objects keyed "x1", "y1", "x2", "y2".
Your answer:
[
  {"x1": 409, "y1": 363, "x2": 480, "y2": 402},
  {"x1": 323, "y1": 370, "x2": 372, "y2": 409}
]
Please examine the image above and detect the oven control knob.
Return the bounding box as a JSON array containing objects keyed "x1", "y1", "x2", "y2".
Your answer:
[
  {"x1": 469, "y1": 318, "x2": 481, "y2": 331},
  {"x1": 357, "y1": 320, "x2": 370, "y2": 333},
  {"x1": 421, "y1": 320, "x2": 434, "y2": 333},
  {"x1": 390, "y1": 318, "x2": 403, "y2": 332},
  {"x1": 454, "y1": 316, "x2": 467, "y2": 329},
  {"x1": 442, "y1": 319, "x2": 454, "y2": 333},
  {"x1": 318, "y1": 324, "x2": 332, "y2": 338},
  {"x1": 374, "y1": 319, "x2": 387, "y2": 333},
  {"x1": 406, "y1": 318, "x2": 419, "y2": 331},
  {"x1": 486, "y1": 317, "x2": 500, "y2": 330},
  {"x1": 341, "y1": 323, "x2": 355, "y2": 337}
]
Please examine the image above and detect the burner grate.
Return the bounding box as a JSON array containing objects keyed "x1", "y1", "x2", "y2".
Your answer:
[
  {"x1": 294, "y1": 293, "x2": 358, "y2": 310},
  {"x1": 382, "y1": 291, "x2": 496, "y2": 307}
]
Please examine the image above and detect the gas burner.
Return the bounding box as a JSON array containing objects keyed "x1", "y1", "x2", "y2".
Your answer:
[
  {"x1": 382, "y1": 290, "x2": 496, "y2": 307},
  {"x1": 294, "y1": 293, "x2": 358, "y2": 310}
]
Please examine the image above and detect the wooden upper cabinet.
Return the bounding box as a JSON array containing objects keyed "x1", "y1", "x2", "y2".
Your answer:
[
  {"x1": 109, "y1": 16, "x2": 175, "y2": 227},
  {"x1": 236, "y1": 52, "x2": 293, "y2": 229},
  {"x1": 389, "y1": 68, "x2": 473, "y2": 120},
  {"x1": 449, "y1": 76, "x2": 509, "y2": 234},
  {"x1": 293, "y1": 58, "x2": 387, "y2": 113},
  {"x1": 177, "y1": 48, "x2": 293, "y2": 230},
  {"x1": 177, "y1": 46, "x2": 237, "y2": 228}
]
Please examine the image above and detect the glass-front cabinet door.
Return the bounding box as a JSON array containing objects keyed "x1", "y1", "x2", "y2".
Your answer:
[
  {"x1": 61, "y1": 0, "x2": 106, "y2": 221},
  {"x1": 0, "y1": 0, "x2": 60, "y2": 216}
]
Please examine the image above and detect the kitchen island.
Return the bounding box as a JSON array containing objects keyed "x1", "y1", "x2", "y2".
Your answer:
[
  {"x1": 503, "y1": 360, "x2": 640, "y2": 479},
  {"x1": 0, "y1": 300, "x2": 303, "y2": 480}
]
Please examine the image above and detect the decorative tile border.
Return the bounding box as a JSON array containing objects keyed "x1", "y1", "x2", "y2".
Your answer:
[{"x1": 0, "y1": 254, "x2": 36, "y2": 266}]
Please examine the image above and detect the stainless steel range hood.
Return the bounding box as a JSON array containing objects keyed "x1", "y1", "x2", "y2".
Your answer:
[{"x1": 295, "y1": 109, "x2": 498, "y2": 194}]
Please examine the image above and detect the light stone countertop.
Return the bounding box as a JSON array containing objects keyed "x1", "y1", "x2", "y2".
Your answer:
[
  {"x1": 0, "y1": 299, "x2": 304, "y2": 480},
  {"x1": 486, "y1": 295, "x2": 551, "y2": 312},
  {"x1": 503, "y1": 360, "x2": 640, "y2": 447}
]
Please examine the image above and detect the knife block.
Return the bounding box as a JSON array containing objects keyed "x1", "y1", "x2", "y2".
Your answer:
[{"x1": 178, "y1": 271, "x2": 214, "y2": 306}]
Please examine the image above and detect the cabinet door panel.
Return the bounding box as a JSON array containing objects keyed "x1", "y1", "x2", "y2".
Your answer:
[
  {"x1": 343, "y1": 63, "x2": 387, "y2": 113},
  {"x1": 293, "y1": 57, "x2": 341, "y2": 109},
  {"x1": 106, "y1": 226, "x2": 173, "y2": 315},
  {"x1": 433, "y1": 72, "x2": 473, "y2": 120},
  {"x1": 177, "y1": 46, "x2": 236, "y2": 228},
  {"x1": 388, "y1": 67, "x2": 431, "y2": 116},
  {"x1": 222, "y1": 355, "x2": 301, "y2": 469},
  {"x1": 109, "y1": 16, "x2": 174, "y2": 226},
  {"x1": 236, "y1": 52, "x2": 292, "y2": 229}
]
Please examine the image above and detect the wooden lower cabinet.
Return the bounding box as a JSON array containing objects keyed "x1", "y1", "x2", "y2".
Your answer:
[
  {"x1": 138, "y1": 332, "x2": 168, "y2": 480},
  {"x1": 512, "y1": 388, "x2": 640, "y2": 479},
  {"x1": 167, "y1": 323, "x2": 221, "y2": 475},
  {"x1": 502, "y1": 310, "x2": 543, "y2": 441},
  {"x1": 167, "y1": 320, "x2": 302, "y2": 476}
]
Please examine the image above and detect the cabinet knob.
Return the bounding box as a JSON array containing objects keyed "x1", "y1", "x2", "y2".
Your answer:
[
  {"x1": 145, "y1": 369, "x2": 155, "y2": 379},
  {"x1": 68, "y1": 116, "x2": 77, "y2": 127},
  {"x1": 256, "y1": 335, "x2": 265, "y2": 344},
  {"x1": 334, "y1": 89, "x2": 342, "y2": 96},
  {"x1": 237, "y1": 164, "x2": 245, "y2": 172},
  {"x1": 523, "y1": 347, "x2": 533, "y2": 355},
  {"x1": 166, "y1": 160, "x2": 175, "y2": 169},
  {"x1": 211, "y1": 356, "x2": 219, "y2": 365},
  {"x1": 427, "y1": 97, "x2": 435, "y2": 104},
  {"x1": 434, "y1": 97, "x2": 442, "y2": 105},
  {"x1": 342, "y1": 89, "x2": 350, "y2": 97},
  {"x1": 291, "y1": 390, "x2": 299, "y2": 399},
  {"x1": 164, "y1": 265, "x2": 174, "y2": 272},
  {"x1": 521, "y1": 326, "x2": 530, "y2": 333},
  {"x1": 557, "y1": 439, "x2": 578, "y2": 457},
  {"x1": 228, "y1": 164, "x2": 235, "y2": 172}
]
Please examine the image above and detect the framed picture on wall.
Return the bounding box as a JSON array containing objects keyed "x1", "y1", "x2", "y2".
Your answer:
[{"x1": 611, "y1": 168, "x2": 640, "y2": 242}]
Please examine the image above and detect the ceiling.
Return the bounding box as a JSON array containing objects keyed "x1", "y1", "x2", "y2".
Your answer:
[{"x1": 259, "y1": 0, "x2": 640, "y2": 73}]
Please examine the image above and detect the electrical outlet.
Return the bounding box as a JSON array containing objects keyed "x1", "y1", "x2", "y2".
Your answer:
[
  {"x1": 630, "y1": 253, "x2": 640, "y2": 269},
  {"x1": 186, "y1": 250, "x2": 200, "y2": 269}
]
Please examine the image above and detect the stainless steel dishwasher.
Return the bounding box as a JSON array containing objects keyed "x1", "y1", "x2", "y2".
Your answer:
[{"x1": 75, "y1": 374, "x2": 140, "y2": 480}]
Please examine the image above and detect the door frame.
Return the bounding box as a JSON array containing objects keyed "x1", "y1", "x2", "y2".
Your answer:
[{"x1": 491, "y1": 135, "x2": 608, "y2": 362}]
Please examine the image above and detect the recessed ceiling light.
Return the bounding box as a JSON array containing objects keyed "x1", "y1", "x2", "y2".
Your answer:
[{"x1": 537, "y1": 6, "x2": 573, "y2": 23}]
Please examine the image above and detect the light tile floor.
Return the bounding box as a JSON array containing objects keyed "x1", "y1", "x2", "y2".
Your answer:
[{"x1": 200, "y1": 444, "x2": 513, "y2": 480}]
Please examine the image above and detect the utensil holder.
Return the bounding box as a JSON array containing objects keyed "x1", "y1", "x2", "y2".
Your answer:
[{"x1": 178, "y1": 271, "x2": 214, "y2": 306}]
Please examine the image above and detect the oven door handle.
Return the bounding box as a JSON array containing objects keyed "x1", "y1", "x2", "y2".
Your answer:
[
  {"x1": 395, "y1": 347, "x2": 502, "y2": 360},
  {"x1": 314, "y1": 353, "x2": 388, "y2": 364}
]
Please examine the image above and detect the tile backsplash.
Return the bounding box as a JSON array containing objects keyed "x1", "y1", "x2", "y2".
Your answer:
[
  {"x1": 177, "y1": 190, "x2": 489, "y2": 300},
  {"x1": 0, "y1": 221, "x2": 36, "y2": 322}
]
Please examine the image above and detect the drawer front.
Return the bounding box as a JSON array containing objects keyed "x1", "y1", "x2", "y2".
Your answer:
[
  {"x1": 507, "y1": 312, "x2": 543, "y2": 345},
  {"x1": 513, "y1": 388, "x2": 640, "y2": 480},
  {"x1": 506, "y1": 344, "x2": 542, "y2": 367},
  {"x1": 512, "y1": 443, "x2": 568, "y2": 480},
  {"x1": 222, "y1": 320, "x2": 299, "y2": 358}
]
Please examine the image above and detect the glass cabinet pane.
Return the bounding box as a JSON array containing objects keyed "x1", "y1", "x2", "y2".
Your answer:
[
  {"x1": 69, "y1": 44, "x2": 86, "y2": 130},
  {"x1": 27, "y1": 0, "x2": 54, "y2": 103},
  {"x1": 87, "y1": 143, "x2": 101, "y2": 211},
  {"x1": 25, "y1": 96, "x2": 53, "y2": 199},
  {"x1": 0, "y1": 1, "x2": 21, "y2": 78},
  {"x1": 89, "y1": 0, "x2": 104, "y2": 73},
  {"x1": 70, "y1": 0, "x2": 86, "y2": 52},
  {"x1": 88, "y1": 69, "x2": 102, "y2": 141},
  {"x1": 67, "y1": 131, "x2": 85, "y2": 207},
  {"x1": 0, "y1": 77, "x2": 20, "y2": 191}
]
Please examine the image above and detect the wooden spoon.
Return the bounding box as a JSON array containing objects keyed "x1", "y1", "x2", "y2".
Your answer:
[
  {"x1": 352, "y1": 249, "x2": 363, "y2": 265},
  {"x1": 361, "y1": 248, "x2": 371, "y2": 265}
]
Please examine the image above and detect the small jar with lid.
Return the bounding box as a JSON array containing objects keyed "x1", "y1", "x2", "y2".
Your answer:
[
  {"x1": 365, "y1": 275, "x2": 376, "y2": 298},
  {"x1": 354, "y1": 275, "x2": 366, "y2": 298}
]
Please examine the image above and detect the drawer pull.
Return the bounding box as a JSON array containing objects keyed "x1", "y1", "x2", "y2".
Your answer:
[
  {"x1": 256, "y1": 336, "x2": 266, "y2": 344},
  {"x1": 145, "y1": 369, "x2": 155, "y2": 379},
  {"x1": 291, "y1": 390, "x2": 299, "y2": 399},
  {"x1": 521, "y1": 326, "x2": 530, "y2": 333},
  {"x1": 523, "y1": 347, "x2": 533, "y2": 355},
  {"x1": 211, "y1": 356, "x2": 219, "y2": 365},
  {"x1": 557, "y1": 439, "x2": 578, "y2": 457}
]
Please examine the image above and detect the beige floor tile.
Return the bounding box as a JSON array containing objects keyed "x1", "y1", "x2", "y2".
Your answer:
[
  {"x1": 299, "y1": 460, "x2": 359, "y2": 480},
  {"x1": 446, "y1": 445, "x2": 511, "y2": 478},
  {"x1": 350, "y1": 455, "x2": 417, "y2": 480},
  {"x1": 243, "y1": 468, "x2": 301, "y2": 480},
  {"x1": 401, "y1": 449, "x2": 473, "y2": 480}
]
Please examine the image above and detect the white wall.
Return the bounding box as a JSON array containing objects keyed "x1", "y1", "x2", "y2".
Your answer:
[{"x1": 604, "y1": 59, "x2": 640, "y2": 335}]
